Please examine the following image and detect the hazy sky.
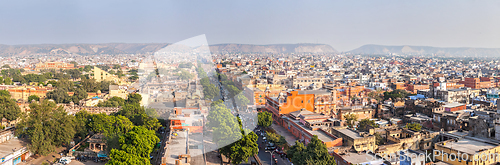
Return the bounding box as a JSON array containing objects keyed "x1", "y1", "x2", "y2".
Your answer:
[{"x1": 1, "y1": 0, "x2": 500, "y2": 51}]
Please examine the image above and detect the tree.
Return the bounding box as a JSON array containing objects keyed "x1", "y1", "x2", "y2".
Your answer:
[
  {"x1": 288, "y1": 140, "x2": 307, "y2": 165},
  {"x1": 0, "y1": 96, "x2": 21, "y2": 127},
  {"x1": 203, "y1": 84, "x2": 219, "y2": 99},
  {"x1": 28, "y1": 95, "x2": 40, "y2": 102},
  {"x1": 81, "y1": 78, "x2": 101, "y2": 92},
  {"x1": 74, "y1": 110, "x2": 90, "y2": 138},
  {"x1": 113, "y1": 64, "x2": 121, "y2": 70},
  {"x1": 16, "y1": 101, "x2": 76, "y2": 156},
  {"x1": 383, "y1": 89, "x2": 411, "y2": 101},
  {"x1": 235, "y1": 93, "x2": 250, "y2": 108},
  {"x1": 97, "y1": 96, "x2": 126, "y2": 107},
  {"x1": 257, "y1": 111, "x2": 273, "y2": 128},
  {"x1": 65, "y1": 69, "x2": 81, "y2": 80},
  {"x1": 145, "y1": 108, "x2": 159, "y2": 118},
  {"x1": 288, "y1": 136, "x2": 336, "y2": 165},
  {"x1": 131, "y1": 113, "x2": 161, "y2": 131},
  {"x1": 344, "y1": 114, "x2": 358, "y2": 128},
  {"x1": 2, "y1": 64, "x2": 10, "y2": 68},
  {"x1": 126, "y1": 93, "x2": 142, "y2": 104},
  {"x1": 358, "y1": 119, "x2": 376, "y2": 132},
  {"x1": 266, "y1": 132, "x2": 287, "y2": 147},
  {"x1": 174, "y1": 69, "x2": 194, "y2": 80},
  {"x1": 0, "y1": 90, "x2": 11, "y2": 97},
  {"x1": 119, "y1": 126, "x2": 159, "y2": 158},
  {"x1": 4, "y1": 77, "x2": 12, "y2": 85},
  {"x1": 107, "y1": 149, "x2": 150, "y2": 165},
  {"x1": 374, "y1": 133, "x2": 385, "y2": 145},
  {"x1": 405, "y1": 123, "x2": 422, "y2": 132},
  {"x1": 220, "y1": 131, "x2": 259, "y2": 164},
  {"x1": 46, "y1": 89, "x2": 70, "y2": 103},
  {"x1": 70, "y1": 61, "x2": 78, "y2": 68}
]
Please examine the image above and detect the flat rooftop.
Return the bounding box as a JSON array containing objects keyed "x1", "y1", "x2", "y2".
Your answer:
[
  {"x1": 341, "y1": 152, "x2": 383, "y2": 164},
  {"x1": 297, "y1": 90, "x2": 330, "y2": 95},
  {"x1": 443, "y1": 102, "x2": 465, "y2": 108},
  {"x1": 336, "y1": 129, "x2": 363, "y2": 139},
  {"x1": 310, "y1": 130, "x2": 337, "y2": 142},
  {"x1": 441, "y1": 139, "x2": 496, "y2": 154},
  {"x1": 0, "y1": 138, "x2": 27, "y2": 159}
]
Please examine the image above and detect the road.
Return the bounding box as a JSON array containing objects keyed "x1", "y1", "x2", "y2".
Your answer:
[{"x1": 255, "y1": 129, "x2": 291, "y2": 165}]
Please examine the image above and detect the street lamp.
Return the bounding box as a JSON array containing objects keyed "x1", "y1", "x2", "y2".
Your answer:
[{"x1": 265, "y1": 150, "x2": 276, "y2": 165}]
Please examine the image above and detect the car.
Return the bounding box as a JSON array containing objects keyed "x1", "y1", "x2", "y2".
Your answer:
[
  {"x1": 265, "y1": 146, "x2": 277, "y2": 150},
  {"x1": 262, "y1": 136, "x2": 266, "y2": 140}
]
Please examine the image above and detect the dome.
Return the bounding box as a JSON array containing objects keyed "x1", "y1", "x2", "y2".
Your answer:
[{"x1": 97, "y1": 90, "x2": 102, "y2": 94}]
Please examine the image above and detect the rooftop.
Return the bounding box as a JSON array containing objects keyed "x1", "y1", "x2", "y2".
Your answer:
[
  {"x1": 0, "y1": 138, "x2": 27, "y2": 159},
  {"x1": 297, "y1": 90, "x2": 331, "y2": 95},
  {"x1": 336, "y1": 128, "x2": 364, "y2": 139},
  {"x1": 443, "y1": 102, "x2": 465, "y2": 108},
  {"x1": 441, "y1": 138, "x2": 496, "y2": 154}
]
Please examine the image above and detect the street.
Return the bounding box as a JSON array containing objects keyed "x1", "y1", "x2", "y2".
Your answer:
[{"x1": 255, "y1": 129, "x2": 292, "y2": 165}]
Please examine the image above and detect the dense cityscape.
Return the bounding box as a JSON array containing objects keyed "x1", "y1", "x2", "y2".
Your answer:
[
  {"x1": 2, "y1": 1, "x2": 500, "y2": 165},
  {"x1": 1, "y1": 47, "x2": 500, "y2": 165}
]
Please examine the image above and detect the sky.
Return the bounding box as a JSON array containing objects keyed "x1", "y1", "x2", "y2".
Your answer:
[{"x1": 0, "y1": 0, "x2": 500, "y2": 51}]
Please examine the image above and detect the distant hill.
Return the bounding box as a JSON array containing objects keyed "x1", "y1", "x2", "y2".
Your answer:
[
  {"x1": 0, "y1": 43, "x2": 337, "y2": 56},
  {"x1": 209, "y1": 43, "x2": 337, "y2": 53},
  {"x1": 349, "y1": 44, "x2": 500, "y2": 58},
  {"x1": 0, "y1": 43, "x2": 170, "y2": 56}
]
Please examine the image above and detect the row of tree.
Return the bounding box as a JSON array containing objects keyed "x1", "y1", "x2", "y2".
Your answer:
[
  {"x1": 16, "y1": 93, "x2": 162, "y2": 165},
  {"x1": 207, "y1": 100, "x2": 258, "y2": 164}
]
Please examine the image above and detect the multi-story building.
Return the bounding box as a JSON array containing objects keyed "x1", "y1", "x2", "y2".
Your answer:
[
  {"x1": 459, "y1": 77, "x2": 493, "y2": 89},
  {"x1": 7, "y1": 85, "x2": 54, "y2": 101},
  {"x1": 34, "y1": 61, "x2": 75, "y2": 71}
]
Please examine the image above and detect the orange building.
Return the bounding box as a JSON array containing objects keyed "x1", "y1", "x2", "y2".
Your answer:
[
  {"x1": 34, "y1": 62, "x2": 75, "y2": 71},
  {"x1": 459, "y1": 77, "x2": 493, "y2": 89},
  {"x1": 406, "y1": 84, "x2": 429, "y2": 93},
  {"x1": 8, "y1": 85, "x2": 54, "y2": 101}
]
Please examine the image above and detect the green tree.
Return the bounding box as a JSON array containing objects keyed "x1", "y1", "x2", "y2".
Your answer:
[
  {"x1": 0, "y1": 96, "x2": 21, "y2": 127},
  {"x1": 16, "y1": 101, "x2": 76, "y2": 156},
  {"x1": 0, "y1": 90, "x2": 11, "y2": 97},
  {"x1": 257, "y1": 111, "x2": 273, "y2": 128},
  {"x1": 4, "y1": 77, "x2": 12, "y2": 85},
  {"x1": 405, "y1": 123, "x2": 422, "y2": 132},
  {"x1": 74, "y1": 110, "x2": 91, "y2": 138},
  {"x1": 203, "y1": 83, "x2": 219, "y2": 99},
  {"x1": 2, "y1": 64, "x2": 10, "y2": 68},
  {"x1": 344, "y1": 114, "x2": 358, "y2": 128},
  {"x1": 288, "y1": 136, "x2": 336, "y2": 165},
  {"x1": 97, "y1": 96, "x2": 126, "y2": 107},
  {"x1": 70, "y1": 61, "x2": 78, "y2": 67},
  {"x1": 107, "y1": 149, "x2": 150, "y2": 165},
  {"x1": 288, "y1": 140, "x2": 307, "y2": 165},
  {"x1": 113, "y1": 64, "x2": 121, "y2": 70},
  {"x1": 220, "y1": 131, "x2": 259, "y2": 164},
  {"x1": 174, "y1": 69, "x2": 194, "y2": 80},
  {"x1": 118, "y1": 126, "x2": 159, "y2": 158},
  {"x1": 358, "y1": 119, "x2": 376, "y2": 132},
  {"x1": 374, "y1": 133, "x2": 385, "y2": 145},
  {"x1": 126, "y1": 93, "x2": 142, "y2": 104},
  {"x1": 132, "y1": 113, "x2": 161, "y2": 131},
  {"x1": 235, "y1": 93, "x2": 250, "y2": 108},
  {"x1": 28, "y1": 95, "x2": 40, "y2": 102},
  {"x1": 145, "y1": 108, "x2": 159, "y2": 118},
  {"x1": 46, "y1": 88, "x2": 70, "y2": 103},
  {"x1": 81, "y1": 78, "x2": 101, "y2": 92},
  {"x1": 65, "y1": 69, "x2": 81, "y2": 80}
]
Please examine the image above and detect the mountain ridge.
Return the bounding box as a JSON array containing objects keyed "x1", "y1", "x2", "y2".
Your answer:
[
  {"x1": 349, "y1": 44, "x2": 500, "y2": 58},
  {"x1": 0, "y1": 43, "x2": 337, "y2": 56}
]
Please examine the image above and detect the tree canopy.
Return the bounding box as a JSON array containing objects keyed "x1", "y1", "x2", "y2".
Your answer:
[
  {"x1": 257, "y1": 111, "x2": 273, "y2": 128},
  {"x1": 0, "y1": 96, "x2": 21, "y2": 127},
  {"x1": 16, "y1": 101, "x2": 76, "y2": 156},
  {"x1": 287, "y1": 136, "x2": 336, "y2": 165},
  {"x1": 405, "y1": 123, "x2": 422, "y2": 132}
]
